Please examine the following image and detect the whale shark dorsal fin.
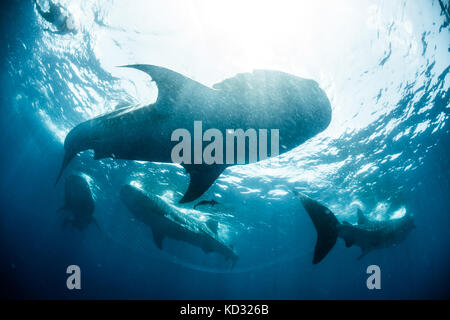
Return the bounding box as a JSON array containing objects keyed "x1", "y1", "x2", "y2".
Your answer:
[
  {"x1": 152, "y1": 229, "x2": 164, "y2": 250},
  {"x1": 179, "y1": 164, "x2": 226, "y2": 203},
  {"x1": 119, "y1": 64, "x2": 210, "y2": 104},
  {"x1": 213, "y1": 73, "x2": 248, "y2": 91},
  {"x1": 206, "y1": 219, "x2": 218, "y2": 234},
  {"x1": 357, "y1": 208, "x2": 369, "y2": 225},
  {"x1": 213, "y1": 70, "x2": 266, "y2": 91},
  {"x1": 212, "y1": 70, "x2": 281, "y2": 92}
]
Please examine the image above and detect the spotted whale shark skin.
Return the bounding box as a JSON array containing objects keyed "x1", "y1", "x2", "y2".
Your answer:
[
  {"x1": 296, "y1": 192, "x2": 415, "y2": 264},
  {"x1": 56, "y1": 65, "x2": 332, "y2": 203},
  {"x1": 120, "y1": 184, "x2": 238, "y2": 266}
]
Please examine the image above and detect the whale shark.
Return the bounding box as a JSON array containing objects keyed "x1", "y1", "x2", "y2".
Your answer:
[
  {"x1": 59, "y1": 174, "x2": 97, "y2": 230},
  {"x1": 120, "y1": 184, "x2": 238, "y2": 266},
  {"x1": 56, "y1": 65, "x2": 332, "y2": 202},
  {"x1": 296, "y1": 192, "x2": 415, "y2": 264}
]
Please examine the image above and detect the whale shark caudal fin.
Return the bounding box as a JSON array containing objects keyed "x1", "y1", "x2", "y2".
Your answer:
[
  {"x1": 357, "y1": 248, "x2": 370, "y2": 260},
  {"x1": 180, "y1": 164, "x2": 226, "y2": 203},
  {"x1": 295, "y1": 192, "x2": 340, "y2": 264},
  {"x1": 357, "y1": 208, "x2": 369, "y2": 225}
]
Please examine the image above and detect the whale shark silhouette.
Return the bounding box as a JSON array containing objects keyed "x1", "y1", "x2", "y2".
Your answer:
[
  {"x1": 120, "y1": 184, "x2": 238, "y2": 267},
  {"x1": 56, "y1": 65, "x2": 332, "y2": 202},
  {"x1": 296, "y1": 192, "x2": 415, "y2": 264},
  {"x1": 59, "y1": 174, "x2": 98, "y2": 230}
]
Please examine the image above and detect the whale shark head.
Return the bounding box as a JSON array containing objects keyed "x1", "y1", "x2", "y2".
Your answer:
[
  {"x1": 214, "y1": 69, "x2": 332, "y2": 147},
  {"x1": 64, "y1": 174, "x2": 95, "y2": 215},
  {"x1": 262, "y1": 70, "x2": 332, "y2": 135},
  {"x1": 55, "y1": 122, "x2": 95, "y2": 185}
]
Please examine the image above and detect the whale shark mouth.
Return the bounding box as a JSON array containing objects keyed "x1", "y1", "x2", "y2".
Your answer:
[{"x1": 55, "y1": 151, "x2": 76, "y2": 185}]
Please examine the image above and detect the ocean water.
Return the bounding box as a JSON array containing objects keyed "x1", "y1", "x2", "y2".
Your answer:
[{"x1": 0, "y1": 0, "x2": 449, "y2": 299}]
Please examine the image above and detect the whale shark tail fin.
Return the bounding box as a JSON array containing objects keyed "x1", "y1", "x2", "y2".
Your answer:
[{"x1": 295, "y1": 192, "x2": 340, "y2": 264}]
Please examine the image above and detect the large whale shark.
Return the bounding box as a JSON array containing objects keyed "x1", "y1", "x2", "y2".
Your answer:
[
  {"x1": 120, "y1": 184, "x2": 238, "y2": 266},
  {"x1": 56, "y1": 65, "x2": 332, "y2": 202},
  {"x1": 296, "y1": 192, "x2": 415, "y2": 264}
]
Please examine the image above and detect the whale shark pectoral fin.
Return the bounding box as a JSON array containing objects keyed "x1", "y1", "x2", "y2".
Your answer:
[
  {"x1": 357, "y1": 248, "x2": 370, "y2": 260},
  {"x1": 179, "y1": 164, "x2": 226, "y2": 203},
  {"x1": 119, "y1": 64, "x2": 211, "y2": 105},
  {"x1": 152, "y1": 229, "x2": 164, "y2": 250}
]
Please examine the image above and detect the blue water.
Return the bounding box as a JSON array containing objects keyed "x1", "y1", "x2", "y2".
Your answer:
[{"x1": 0, "y1": 0, "x2": 449, "y2": 299}]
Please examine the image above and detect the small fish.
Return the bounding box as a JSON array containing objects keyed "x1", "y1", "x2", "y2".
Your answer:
[{"x1": 194, "y1": 199, "x2": 220, "y2": 209}]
